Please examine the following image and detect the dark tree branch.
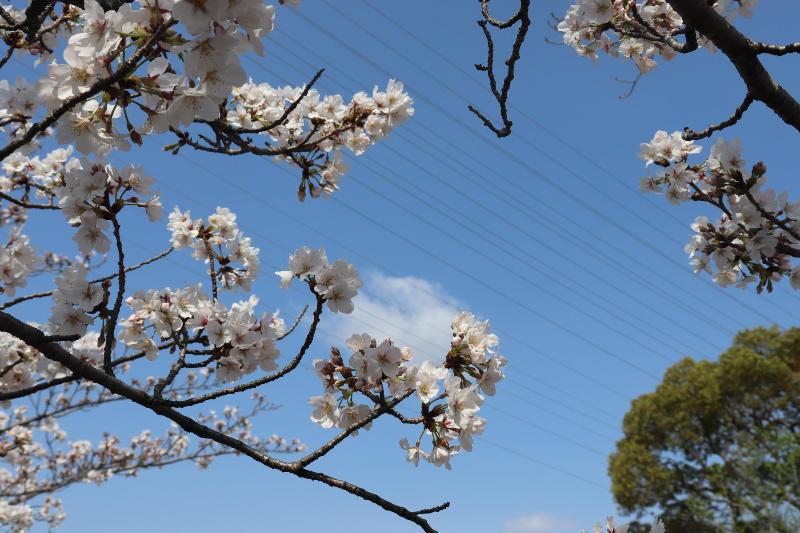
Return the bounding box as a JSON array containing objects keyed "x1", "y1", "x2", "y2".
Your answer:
[
  {"x1": 0, "y1": 310, "x2": 443, "y2": 532},
  {"x1": 0, "y1": 191, "x2": 59, "y2": 210},
  {"x1": 0, "y1": 335, "x2": 194, "y2": 402},
  {"x1": 468, "y1": 0, "x2": 531, "y2": 138},
  {"x1": 102, "y1": 214, "x2": 125, "y2": 375},
  {"x1": 751, "y1": 41, "x2": 800, "y2": 56},
  {"x1": 665, "y1": 0, "x2": 800, "y2": 133},
  {"x1": 413, "y1": 502, "x2": 451, "y2": 516}
]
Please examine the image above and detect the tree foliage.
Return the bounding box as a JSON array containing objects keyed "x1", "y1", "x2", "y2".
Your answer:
[{"x1": 609, "y1": 327, "x2": 800, "y2": 532}]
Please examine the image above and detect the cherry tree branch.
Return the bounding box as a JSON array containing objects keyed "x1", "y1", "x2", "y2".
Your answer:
[
  {"x1": 665, "y1": 0, "x2": 800, "y2": 133},
  {"x1": 0, "y1": 310, "x2": 444, "y2": 532},
  {"x1": 683, "y1": 92, "x2": 754, "y2": 141},
  {"x1": 468, "y1": 0, "x2": 531, "y2": 138},
  {"x1": 0, "y1": 247, "x2": 172, "y2": 310},
  {"x1": 0, "y1": 191, "x2": 59, "y2": 210},
  {"x1": 295, "y1": 389, "x2": 415, "y2": 468},
  {"x1": 102, "y1": 213, "x2": 125, "y2": 375},
  {"x1": 0, "y1": 334, "x2": 185, "y2": 401},
  {"x1": 0, "y1": 20, "x2": 173, "y2": 162}
]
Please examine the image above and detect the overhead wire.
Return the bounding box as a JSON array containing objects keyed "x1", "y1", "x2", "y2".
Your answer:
[{"x1": 285, "y1": 4, "x2": 795, "y2": 325}]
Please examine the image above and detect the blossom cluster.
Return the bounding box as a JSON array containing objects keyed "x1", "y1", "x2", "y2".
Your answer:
[
  {"x1": 0, "y1": 497, "x2": 64, "y2": 533},
  {"x1": 168, "y1": 206, "x2": 259, "y2": 292},
  {"x1": 558, "y1": 0, "x2": 757, "y2": 73},
  {"x1": 48, "y1": 264, "x2": 104, "y2": 337},
  {"x1": 120, "y1": 287, "x2": 284, "y2": 382},
  {"x1": 55, "y1": 158, "x2": 162, "y2": 254},
  {"x1": 639, "y1": 132, "x2": 800, "y2": 292},
  {"x1": 0, "y1": 330, "x2": 103, "y2": 393},
  {"x1": 0, "y1": 228, "x2": 38, "y2": 297},
  {"x1": 227, "y1": 78, "x2": 414, "y2": 199},
  {"x1": 276, "y1": 246, "x2": 361, "y2": 313},
  {"x1": 0, "y1": 0, "x2": 411, "y2": 196},
  {"x1": 309, "y1": 311, "x2": 505, "y2": 469},
  {"x1": 0, "y1": 147, "x2": 74, "y2": 209},
  {"x1": 32, "y1": 0, "x2": 275, "y2": 155}
]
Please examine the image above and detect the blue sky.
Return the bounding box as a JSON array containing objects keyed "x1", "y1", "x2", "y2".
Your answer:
[{"x1": 9, "y1": 1, "x2": 800, "y2": 532}]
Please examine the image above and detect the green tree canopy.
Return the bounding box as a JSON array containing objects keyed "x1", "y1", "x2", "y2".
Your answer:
[{"x1": 609, "y1": 327, "x2": 800, "y2": 533}]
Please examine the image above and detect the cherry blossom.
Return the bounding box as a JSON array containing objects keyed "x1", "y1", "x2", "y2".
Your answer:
[
  {"x1": 639, "y1": 133, "x2": 800, "y2": 292},
  {"x1": 309, "y1": 311, "x2": 504, "y2": 469},
  {"x1": 557, "y1": 1, "x2": 757, "y2": 72},
  {"x1": 0, "y1": 1, "x2": 486, "y2": 530}
]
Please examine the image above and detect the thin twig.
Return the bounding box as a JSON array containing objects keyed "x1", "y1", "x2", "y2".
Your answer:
[
  {"x1": 295, "y1": 389, "x2": 415, "y2": 468},
  {"x1": 614, "y1": 72, "x2": 643, "y2": 100},
  {"x1": 0, "y1": 191, "x2": 59, "y2": 210},
  {"x1": 102, "y1": 214, "x2": 125, "y2": 375},
  {"x1": 277, "y1": 305, "x2": 308, "y2": 341},
  {"x1": 683, "y1": 93, "x2": 754, "y2": 140},
  {"x1": 751, "y1": 40, "x2": 800, "y2": 56}
]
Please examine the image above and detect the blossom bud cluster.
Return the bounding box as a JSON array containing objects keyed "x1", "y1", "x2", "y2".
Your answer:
[
  {"x1": 558, "y1": 0, "x2": 756, "y2": 73},
  {"x1": 168, "y1": 206, "x2": 259, "y2": 292},
  {"x1": 276, "y1": 246, "x2": 361, "y2": 313},
  {"x1": 309, "y1": 311, "x2": 505, "y2": 469},
  {"x1": 227, "y1": 79, "x2": 414, "y2": 199},
  {"x1": 639, "y1": 132, "x2": 800, "y2": 292}
]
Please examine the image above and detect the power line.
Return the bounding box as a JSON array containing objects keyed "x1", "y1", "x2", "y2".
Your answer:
[
  {"x1": 345, "y1": 170, "x2": 687, "y2": 362},
  {"x1": 171, "y1": 151, "x2": 635, "y2": 401},
  {"x1": 258, "y1": 33, "x2": 748, "y2": 336},
  {"x1": 124, "y1": 181, "x2": 620, "y2": 478},
  {"x1": 350, "y1": 154, "x2": 719, "y2": 357},
  {"x1": 284, "y1": 4, "x2": 792, "y2": 325},
  {"x1": 357, "y1": 0, "x2": 688, "y2": 229},
  {"x1": 319, "y1": 304, "x2": 618, "y2": 444},
  {"x1": 155, "y1": 153, "x2": 644, "y2": 432},
  {"x1": 480, "y1": 436, "x2": 610, "y2": 490}
]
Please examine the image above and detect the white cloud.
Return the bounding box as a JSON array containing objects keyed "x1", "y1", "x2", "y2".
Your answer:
[
  {"x1": 505, "y1": 513, "x2": 576, "y2": 533},
  {"x1": 327, "y1": 271, "x2": 461, "y2": 363}
]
